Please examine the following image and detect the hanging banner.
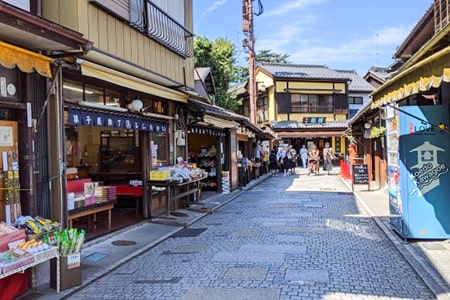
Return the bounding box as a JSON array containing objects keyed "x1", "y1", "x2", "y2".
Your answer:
[
  {"x1": 67, "y1": 106, "x2": 167, "y2": 132},
  {"x1": 188, "y1": 125, "x2": 225, "y2": 137}
]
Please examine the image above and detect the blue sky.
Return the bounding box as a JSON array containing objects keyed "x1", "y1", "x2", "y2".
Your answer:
[{"x1": 193, "y1": 0, "x2": 433, "y2": 76}]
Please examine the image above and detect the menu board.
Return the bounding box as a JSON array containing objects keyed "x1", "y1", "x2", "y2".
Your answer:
[{"x1": 352, "y1": 164, "x2": 369, "y2": 185}]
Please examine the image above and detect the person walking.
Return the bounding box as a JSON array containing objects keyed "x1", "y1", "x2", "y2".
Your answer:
[
  {"x1": 254, "y1": 141, "x2": 263, "y2": 163},
  {"x1": 322, "y1": 142, "x2": 335, "y2": 175},
  {"x1": 277, "y1": 146, "x2": 287, "y2": 176},
  {"x1": 299, "y1": 144, "x2": 308, "y2": 169},
  {"x1": 286, "y1": 145, "x2": 297, "y2": 175},
  {"x1": 308, "y1": 144, "x2": 320, "y2": 175},
  {"x1": 268, "y1": 146, "x2": 279, "y2": 176}
]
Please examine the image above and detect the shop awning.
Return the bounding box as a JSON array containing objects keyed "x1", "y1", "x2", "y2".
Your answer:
[
  {"x1": 201, "y1": 115, "x2": 239, "y2": 129},
  {"x1": 372, "y1": 68, "x2": 450, "y2": 108},
  {"x1": 0, "y1": 41, "x2": 53, "y2": 77},
  {"x1": 78, "y1": 59, "x2": 188, "y2": 103},
  {"x1": 276, "y1": 131, "x2": 346, "y2": 138},
  {"x1": 371, "y1": 46, "x2": 450, "y2": 109}
]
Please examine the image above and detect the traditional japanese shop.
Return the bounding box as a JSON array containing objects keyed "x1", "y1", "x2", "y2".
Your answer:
[{"x1": 62, "y1": 66, "x2": 178, "y2": 237}]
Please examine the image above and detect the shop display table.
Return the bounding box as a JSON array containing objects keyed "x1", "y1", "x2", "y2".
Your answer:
[
  {"x1": 147, "y1": 176, "x2": 206, "y2": 217},
  {"x1": 0, "y1": 247, "x2": 60, "y2": 293},
  {"x1": 68, "y1": 202, "x2": 115, "y2": 231}
]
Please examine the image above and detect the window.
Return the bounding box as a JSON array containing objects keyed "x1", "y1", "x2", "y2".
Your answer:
[
  {"x1": 129, "y1": 0, "x2": 193, "y2": 57},
  {"x1": 151, "y1": 132, "x2": 168, "y2": 168},
  {"x1": 130, "y1": 93, "x2": 167, "y2": 114},
  {"x1": 256, "y1": 96, "x2": 268, "y2": 122},
  {"x1": 63, "y1": 79, "x2": 122, "y2": 107},
  {"x1": 290, "y1": 94, "x2": 333, "y2": 113},
  {"x1": 348, "y1": 96, "x2": 363, "y2": 104}
]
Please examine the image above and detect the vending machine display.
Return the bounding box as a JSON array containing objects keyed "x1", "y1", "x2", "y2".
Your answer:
[{"x1": 387, "y1": 104, "x2": 450, "y2": 239}]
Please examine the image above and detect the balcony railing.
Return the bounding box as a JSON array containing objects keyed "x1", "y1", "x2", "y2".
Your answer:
[
  {"x1": 291, "y1": 106, "x2": 335, "y2": 113},
  {"x1": 130, "y1": 0, "x2": 194, "y2": 57}
]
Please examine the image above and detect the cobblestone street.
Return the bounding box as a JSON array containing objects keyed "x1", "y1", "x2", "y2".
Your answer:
[{"x1": 66, "y1": 172, "x2": 434, "y2": 300}]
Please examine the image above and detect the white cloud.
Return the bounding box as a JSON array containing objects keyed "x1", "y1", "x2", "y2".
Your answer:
[
  {"x1": 206, "y1": 0, "x2": 228, "y2": 12},
  {"x1": 264, "y1": 0, "x2": 328, "y2": 17}
]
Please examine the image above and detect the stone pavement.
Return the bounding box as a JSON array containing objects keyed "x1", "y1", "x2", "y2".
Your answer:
[{"x1": 18, "y1": 167, "x2": 450, "y2": 299}]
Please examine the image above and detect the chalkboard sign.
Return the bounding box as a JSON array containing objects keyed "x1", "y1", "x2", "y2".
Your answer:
[{"x1": 352, "y1": 164, "x2": 369, "y2": 185}]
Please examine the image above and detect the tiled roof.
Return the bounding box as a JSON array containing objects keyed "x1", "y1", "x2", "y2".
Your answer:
[
  {"x1": 189, "y1": 98, "x2": 248, "y2": 121},
  {"x1": 271, "y1": 120, "x2": 348, "y2": 130},
  {"x1": 259, "y1": 63, "x2": 374, "y2": 92},
  {"x1": 259, "y1": 63, "x2": 349, "y2": 81},
  {"x1": 334, "y1": 69, "x2": 374, "y2": 92}
]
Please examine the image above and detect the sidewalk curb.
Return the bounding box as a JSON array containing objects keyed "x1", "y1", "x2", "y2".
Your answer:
[{"x1": 339, "y1": 176, "x2": 450, "y2": 300}]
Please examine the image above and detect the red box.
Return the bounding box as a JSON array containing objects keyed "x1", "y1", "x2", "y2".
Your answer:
[
  {"x1": 0, "y1": 229, "x2": 29, "y2": 300},
  {"x1": 67, "y1": 178, "x2": 92, "y2": 194},
  {"x1": 116, "y1": 185, "x2": 143, "y2": 197}
]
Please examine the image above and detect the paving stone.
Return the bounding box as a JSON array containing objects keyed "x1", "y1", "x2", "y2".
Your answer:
[
  {"x1": 181, "y1": 287, "x2": 280, "y2": 300},
  {"x1": 223, "y1": 266, "x2": 268, "y2": 280}
]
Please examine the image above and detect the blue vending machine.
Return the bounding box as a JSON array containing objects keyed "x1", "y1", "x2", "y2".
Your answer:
[{"x1": 387, "y1": 104, "x2": 450, "y2": 239}]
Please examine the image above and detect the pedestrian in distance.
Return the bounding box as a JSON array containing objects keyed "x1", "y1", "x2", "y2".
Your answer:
[
  {"x1": 308, "y1": 144, "x2": 320, "y2": 175},
  {"x1": 254, "y1": 141, "x2": 263, "y2": 163},
  {"x1": 277, "y1": 146, "x2": 287, "y2": 176},
  {"x1": 347, "y1": 141, "x2": 358, "y2": 175},
  {"x1": 286, "y1": 145, "x2": 297, "y2": 175},
  {"x1": 322, "y1": 142, "x2": 335, "y2": 175},
  {"x1": 268, "y1": 146, "x2": 279, "y2": 176},
  {"x1": 299, "y1": 144, "x2": 308, "y2": 169}
]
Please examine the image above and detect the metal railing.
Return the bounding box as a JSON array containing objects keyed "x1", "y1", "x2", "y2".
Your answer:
[
  {"x1": 291, "y1": 106, "x2": 335, "y2": 113},
  {"x1": 129, "y1": 0, "x2": 194, "y2": 57}
]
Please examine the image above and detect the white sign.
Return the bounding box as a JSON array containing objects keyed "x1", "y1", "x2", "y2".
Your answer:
[{"x1": 0, "y1": 126, "x2": 13, "y2": 147}]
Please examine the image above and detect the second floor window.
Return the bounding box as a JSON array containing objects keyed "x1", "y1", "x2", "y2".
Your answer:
[
  {"x1": 349, "y1": 96, "x2": 363, "y2": 104},
  {"x1": 291, "y1": 94, "x2": 333, "y2": 113},
  {"x1": 256, "y1": 96, "x2": 268, "y2": 122}
]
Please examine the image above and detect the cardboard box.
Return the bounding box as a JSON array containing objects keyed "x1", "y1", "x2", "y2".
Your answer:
[{"x1": 50, "y1": 253, "x2": 82, "y2": 291}]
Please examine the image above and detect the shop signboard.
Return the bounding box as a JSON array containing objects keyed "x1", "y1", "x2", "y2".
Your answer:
[
  {"x1": 67, "y1": 106, "x2": 167, "y2": 132},
  {"x1": 351, "y1": 163, "x2": 369, "y2": 191},
  {"x1": 391, "y1": 104, "x2": 450, "y2": 239}
]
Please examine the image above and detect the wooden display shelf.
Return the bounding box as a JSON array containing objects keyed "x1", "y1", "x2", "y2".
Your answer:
[
  {"x1": 0, "y1": 247, "x2": 60, "y2": 292},
  {"x1": 147, "y1": 175, "x2": 206, "y2": 217},
  {"x1": 68, "y1": 202, "x2": 115, "y2": 231}
]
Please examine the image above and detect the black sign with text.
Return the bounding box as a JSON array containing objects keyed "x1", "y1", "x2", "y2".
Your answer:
[{"x1": 352, "y1": 164, "x2": 369, "y2": 185}]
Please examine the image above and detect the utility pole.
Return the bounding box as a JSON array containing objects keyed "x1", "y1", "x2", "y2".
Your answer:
[{"x1": 243, "y1": 0, "x2": 257, "y2": 125}]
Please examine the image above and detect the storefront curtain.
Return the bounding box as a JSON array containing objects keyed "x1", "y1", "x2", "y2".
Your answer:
[{"x1": 67, "y1": 106, "x2": 167, "y2": 132}]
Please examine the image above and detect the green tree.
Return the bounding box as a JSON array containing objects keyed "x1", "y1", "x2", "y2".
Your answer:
[
  {"x1": 232, "y1": 50, "x2": 291, "y2": 84},
  {"x1": 194, "y1": 36, "x2": 240, "y2": 110},
  {"x1": 255, "y1": 50, "x2": 290, "y2": 63}
]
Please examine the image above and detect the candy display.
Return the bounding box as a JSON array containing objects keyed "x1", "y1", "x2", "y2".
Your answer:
[
  {"x1": 13, "y1": 216, "x2": 60, "y2": 235},
  {"x1": 0, "y1": 222, "x2": 19, "y2": 236},
  {"x1": 44, "y1": 228, "x2": 86, "y2": 255}
]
